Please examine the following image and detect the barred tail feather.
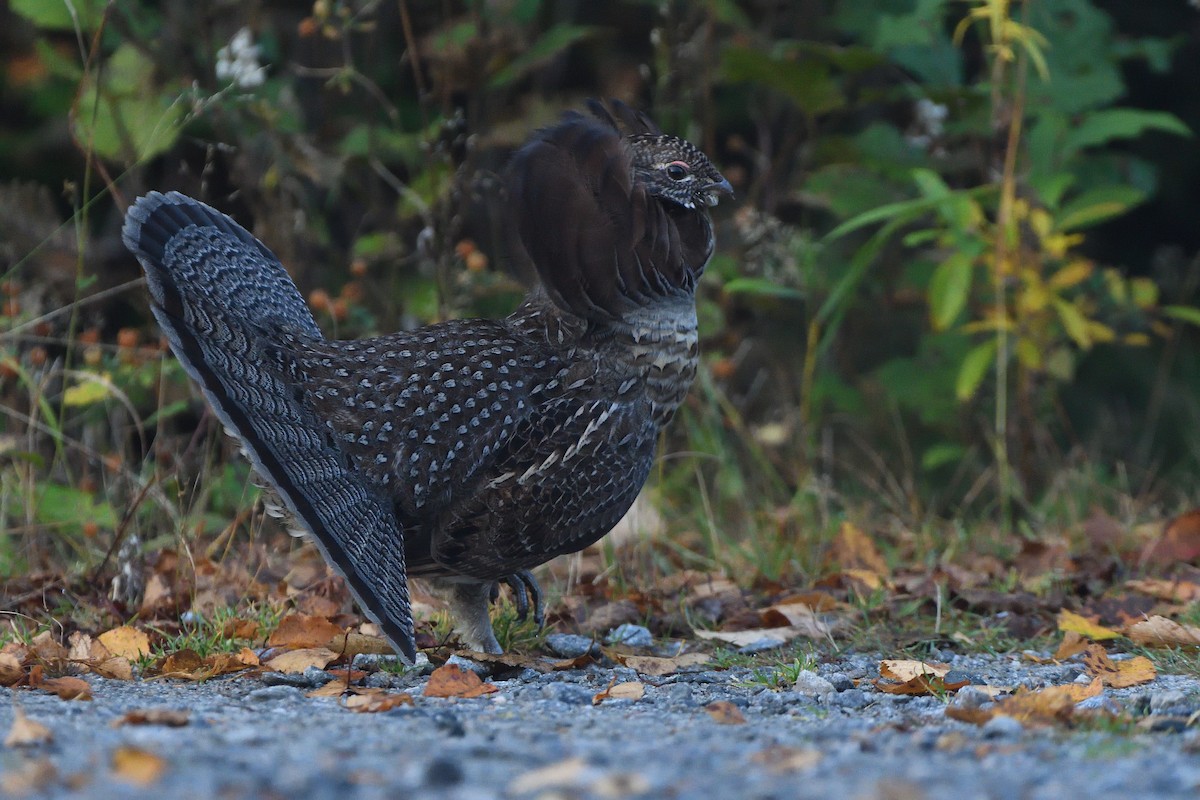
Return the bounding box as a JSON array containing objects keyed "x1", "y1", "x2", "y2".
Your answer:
[{"x1": 122, "y1": 192, "x2": 416, "y2": 661}]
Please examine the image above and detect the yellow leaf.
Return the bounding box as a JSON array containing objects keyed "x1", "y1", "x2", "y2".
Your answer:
[
  {"x1": 62, "y1": 375, "x2": 113, "y2": 407},
  {"x1": 111, "y1": 746, "x2": 166, "y2": 786},
  {"x1": 1056, "y1": 610, "x2": 1120, "y2": 641},
  {"x1": 1047, "y1": 260, "x2": 1093, "y2": 290},
  {"x1": 263, "y1": 647, "x2": 337, "y2": 674},
  {"x1": 97, "y1": 626, "x2": 151, "y2": 660},
  {"x1": 5, "y1": 707, "x2": 52, "y2": 747}
]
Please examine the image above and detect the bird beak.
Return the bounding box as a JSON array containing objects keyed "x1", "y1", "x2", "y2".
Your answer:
[{"x1": 703, "y1": 177, "x2": 734, "y2": 207}]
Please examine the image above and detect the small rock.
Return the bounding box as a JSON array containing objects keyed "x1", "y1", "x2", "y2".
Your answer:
[
  {"x1": 542, "y1": 683, "x2": 595, "y2": 705},
  {"x1": 982, "y1": 715, "x2": 1024, "y2": 739},
  {"x1": 827, "y1": 673, "x2": 855, "y2": 692},
  {"x1": 737, "y1": 637, "x2": 784, "y2": 655},
  {"x1": 258, "y1": 673, "x2": 314, "y2": 689},
  {"x1": 790, "y1": 672, "x2": 836, "y2": 698},
  {"x1": 1151, "y1": 690, "x2": 1189, "y2": 713},
  {"x1": 951, "y1": 686, "x2": 994, "y2": 710},
  {"x1": 352, "y1": 653, "x2": 413, "y2": 671},
  {"x1": 944, "y1": 669, "x2": 982, "y2": 686},
  {"x1": 545, "y1": 633, "x2": 599, "y2": 659},
  {"x1": 302, "y1": 666, "x2": 336, "y2": 686},
  {"x1": 424, "y1": 755, "x2": 464, "y2": 787},
  {"x1": 606, "y1": 624, "x2": 653, "y2": 648},
  {"x1": 429, "y1": 710, "x2": 466, "y2": 737},
  {"x1": 827, "y1": 689, "x2": 869, "y2": 710},
  {"x1": 246, "y1": 685, "x2": 304, "y2": 703},
  {"x1": 1076, "y1": 693, "x2": 1122, "y2": 714},
  {"x1": 663, "y1": 683, "x2": 695, "y2": 706},
  {"x1": 446, "y1": 655, "x2": 490, "y2": 677},
  {"x1": 1141, "y1": 716, "x2": 1190, "y2": 734}
]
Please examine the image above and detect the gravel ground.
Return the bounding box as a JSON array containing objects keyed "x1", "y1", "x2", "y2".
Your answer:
[{"x1": 2, "y1": 646, "x2": 1199, "y2": 799}]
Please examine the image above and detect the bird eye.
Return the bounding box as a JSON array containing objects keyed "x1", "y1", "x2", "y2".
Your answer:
[{"x1": 666, "y1": 161, "x2": 690, "y2": 181}]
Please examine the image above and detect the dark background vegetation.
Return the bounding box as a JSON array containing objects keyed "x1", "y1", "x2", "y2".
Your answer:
[{"x1": 3, "y1": 0, "x2": 1200, "y2": 593}]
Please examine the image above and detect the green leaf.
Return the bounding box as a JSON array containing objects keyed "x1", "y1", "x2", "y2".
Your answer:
[
  {"x1": 1055, "y1": 185, "x2": 1146, "y2": 232},
  {"x1": 1162, "y1": 305, "x2": 1200, "y2": 328},
  {"x1": 489, "y1": 25, "x2": 597, "y2": 88},
  {"x1": 956, "y1": 339, "x2": 998, "y2": 402},
  {"x1": 33, "y1": 483, "x2": 117, "y2": 531},
  {"x1": 922, "y1": 443, "x2": 966, "y2": 471},
  {"x1": 723, "y1": 278, "x2": 804, "y2": 301},
  {"x1": 11, "y1": 0, "x2": 105, "y2": 31},
  {"x1": 63, "y1": 376, "x2": 113, "y2": 407},
  {"x1": 928, "y1": 252, "x2": 974, "y2": 331},
  {"x1": 1053, "y1": 298, "x2": 1091, "y2": 348},
  {"x1": 720, "y1": 46, "x2": 844, "y2": 115},
  {"x1": 1063, "y1": 109, "x2": 1190, "y2": 155},
  {"x1": 72, "y1": 45, "x2": 186, "y2": 162}
]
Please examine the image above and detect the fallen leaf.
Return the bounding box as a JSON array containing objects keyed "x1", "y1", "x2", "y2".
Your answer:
[
  {"x1": 0, "y1": 652, "x2": 24, "y2": 685},
  {"x1": 344, "y1": 691, "x2": 415, "y2": 713},
  {"x1": 1125, "y1": 578, "x2": 1200, "y2": 603},
  {"x1": 705, "y1": 700, "x2": 747, "y2": 725},
  {"x1": 36, "y1": 676, "x2": 92, "y2": 701},
  {"x1": 612, "y1": 653, "x2": 709, "y2": 677},
  {"x1": 264, "y1": 647, "x2": 337, "y2": 674},
  {"x1": 0, "y1": 758, "x2": 57, "y2": 794},
  {"x1": 508, "y1": 757, "x2": 590, "y2": 795},
  {"x1": 220, "y1": 618, "x2": 261, "y2": 641},
  {"x1": 592, "y1": 681, "x2": 645, "y2": 705},
  {"x1": 829, "y1": 521, "x2": 889, "y2": 575},
  {"x1": 1057, "y1": 610, "x2": 1120, "y2": 641},
  {"x1": 423, "y1": 663, "x2": 498, "y2": 698},
  {"x1": 113, "y1": 709, "x2": 190, "y2": 728},
  {"x1": 267, "y1": 614, "x2": 345, "y2": 649},
  {"x1": 157, "y1": 648, "x2": 204, "y2": 676},
  {"x1": 5, "y1": 707, "x2": 52, "y2": 746},
  {"x1": 111, "y1": 746, "x2": 166, "y2": 786},
  {"x1": 1141, "y1": 509, "x2": 1200, "y2": 566},
  {"x1": 879, "y1": 660, "x2": 949, "y2": 681},
  {"x1": 693, "y1": 622, "x2": 828, "y2": 649},
  {"x1": 876, "y1": 674, "x2": 969, "y2": 696},
  {"x1": 1082, "y1": 643, "x2": 1157, "y2": 688},
  {"x1": 751, "y1": 746, "x2": 821, "y2": 773},
  {"x1": 1124, "y1": 615, "x2": 1200, "y2": 648},
  {"x1": 1053, "y1": 631, "x2": 1088, "y2": 660},
  {"x1": 98, "y1": 626, "x2": 151, "y2": 660}
]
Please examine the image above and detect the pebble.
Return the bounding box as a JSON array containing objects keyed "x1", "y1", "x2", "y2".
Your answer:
[
  {"x1": 246, "y1": 685, "x2": 304, "y2": 703},
  {"x1": 791, "y1": 671, "x2": 836, "y2": 697},
  {"x1": 446, "y1": 654, "x2": 491, "y2": 677},
  {"x1": 828, "y1": 689, "x2": 870, "y2": 710},
  {"x1": 951, "y1": 686, "x2": 995, "y2": 710},
  {"x1": 545, "y1": 633, "x2": 600, "y2": 658},
  {"x1": 606, "y1": 624, "x2": 653, "y2": 648},
  {"x1": 982, "y1": 715, "x2": 1025, "y2": 739},
  {"x1": 542, "y1": 682, "x2": 596, "y2": 705},
  {"x1": 827, "y1": 673, "x2": 856, "y2": 692},
  {"x1": 1150, "y1": 690, "x2": 1189, "y2": 713}
]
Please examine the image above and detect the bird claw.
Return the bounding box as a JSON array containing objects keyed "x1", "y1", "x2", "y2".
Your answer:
[{"x1": 499, "y1": 571, "x2": 544, "y2": 628}]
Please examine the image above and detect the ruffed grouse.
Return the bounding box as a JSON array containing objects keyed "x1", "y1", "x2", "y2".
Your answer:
[{"x1": 122, "y1": 100, "x2": 730, "y2": 661}]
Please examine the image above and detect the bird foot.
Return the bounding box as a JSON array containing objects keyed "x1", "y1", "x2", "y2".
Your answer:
[{"x1": 494, "y1": 570, "x2": 545, "y2": 628}]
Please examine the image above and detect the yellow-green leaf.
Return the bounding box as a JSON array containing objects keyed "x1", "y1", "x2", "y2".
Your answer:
[
  {"x1": 956, "y1": 339, "x2": 998, "y2": 401},
  {"x1": 928, "y1": 253, "x2": 974, "y2": 331},
  {"x1": 1053, "y1": 298, "x2": 1091, "y2": 348},
  {"x1": 63, "y1": 376, "x2": 113, "y2": 406}
]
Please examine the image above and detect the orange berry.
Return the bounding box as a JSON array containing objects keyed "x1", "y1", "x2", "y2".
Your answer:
[
  {"x1": 331, "y1": 298, "x2": 348, "y2": 322},
  {"x1": 298, "y1": 16, "x2": 319, "y2": 37},
  {"x1": 340, "y1": 282, "x2": 364, "y2": 303},
  {"x1": 454, "y1": 239, "x2": 477, "y2": 259},
  {"x1": 465, "y1": 251, "x2": 488, "y2": 273},
  {"x1": 350, "y1": 258, "x2": 368, "y2": 278},
  {"x1": 117, "y1": 328, "x2": 140, "y2": 349},
  {"x1": 78, "y1": 328, "x2": 101, "y2": 345},
  {"x1": 3, "y1": 299, "x2": 20, "y2": 317},
  {"x1": 82, "y1": 521, "x2": 99, "y2": 538},
  {"x1": 309, "y1": 288, "x2": 331, "y2": 313},
  {"x1": 710, "y1": 357, "x2": 736, "y2": 381},
  {"x1": 28, "y1": 346, "x2": 47, "y2": 367}
]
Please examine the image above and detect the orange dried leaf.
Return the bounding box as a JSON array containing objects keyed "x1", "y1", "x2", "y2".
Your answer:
[
  {"x1": 1056, "y1": 610, "x2": 1120, "y2": 641},
  {"x1": 5, "y1": 707, "x2": 52, "y2": 747},
  {"x1": 1082, "y1": 643, "x2": 1156, "y2": 688},
  {"x1": 593, "y1": 681, "x2": 645, "y2": 705},
  {"x1": 829, "y1": 521, "x2": 889, "y2": 575},
  {"x1": 0, "y1": 652, "x2": 24, "y2": 685},
  {"x1": 705, "y1": 700, "x2": 747, "y2": 725},
  {"x1": 1125, "y1": 578, "x2": 1200, "y2": 603},
  {"x1": 157, "y1": 649, "x2": 205, "y2": 677},
  {"x1": 879, "y1": 660, "x2": 949, "y2": 681},
  {"x1": 344, "y1": 691, "x2": 415, "y2": 713},
  {"x1": 268, "y1": 614, "x2": 344, "y2": 649},
  {"x1": 114, "y1": 709, "x2": 190, "y2": 728},
  {"x1": 1124, "y1": 615, "x2": 1200, "y2": 648},
  {"x1": 37, "y1": 676, "x2": 92, "y2": 701},
  {"x1": 264, "y1": 647, "x2": 337, "y2": 674},
  {"x1": 1053, "y1": 631, "x2": 1088, "y2": 660},
  {"x1": 97, "y1": 626, "x2": 151, "y2": 660},
  {"x1": 423, "y1": 663, "x2": 498, "y2": 698},
  {"x1": 111, "y1": 746, "x2": 166, "y2": 786}
]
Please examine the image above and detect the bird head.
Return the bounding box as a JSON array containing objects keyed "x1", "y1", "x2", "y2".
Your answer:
[{"x1": 628, "y1": 135, "x2": 733, "y2": 211}]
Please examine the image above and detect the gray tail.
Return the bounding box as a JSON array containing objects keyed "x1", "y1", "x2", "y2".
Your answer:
[{"x1": 122, "y1": 192, "x2": 416, "y2": 662}]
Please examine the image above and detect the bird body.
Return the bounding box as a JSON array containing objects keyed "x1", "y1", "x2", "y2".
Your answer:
[{"x1": 123, "y1": 101, "x2": 729, "y2": 660}]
